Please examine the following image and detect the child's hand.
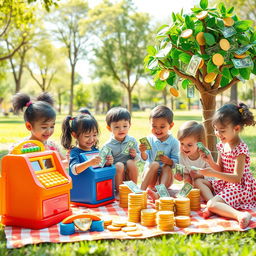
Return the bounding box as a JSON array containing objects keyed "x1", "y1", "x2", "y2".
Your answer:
[
  {"x1": 105, "y1": 155, "x2": 114, "y2": 166},
  {"x1": 190, "y1": 169, "x2": 204, "y2": 179},
  {"x1": 129, "y1": 148, "x2": 136, "y2": 159},
  {"x1": 89, "y1": 156, "x2": 101, "y2": 166},
  {"x1": 160, "y1": 155, "x2": 173, "y2": 166},
  {"x1": 174, "y1": 173, "x2": 183, "y2": 181},
  {"x1": 139, "y1": 143, "x2": 147, "y2": 153},
  {"x1": 199, "y1": 151, "x2": 214, "y2": 164},
  {"x1": 198, "y1": 168, "x2": 212, "y2": 177}
]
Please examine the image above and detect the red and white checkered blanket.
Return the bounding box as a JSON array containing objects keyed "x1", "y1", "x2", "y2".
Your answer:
[{"x1": 4, "y1": 201, "x2": 256, "y2": 249}]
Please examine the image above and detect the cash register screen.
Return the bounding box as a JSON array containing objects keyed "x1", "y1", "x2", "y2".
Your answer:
[
  {"x1": 43, "y1": 158, "x2": 53, "y2": 169},
  {"x1": 31, "y1": 160, "x2": 42, "y2": 171}
]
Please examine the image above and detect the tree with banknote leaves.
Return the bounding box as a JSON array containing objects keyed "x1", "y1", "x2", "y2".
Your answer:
[{"x1": 144, "y1": 0, "x2": 256, "y2": 153}]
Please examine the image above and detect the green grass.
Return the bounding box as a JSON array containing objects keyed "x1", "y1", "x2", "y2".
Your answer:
[{"x1": 0, "y1": 110, "x2": 256, "y2": 255}]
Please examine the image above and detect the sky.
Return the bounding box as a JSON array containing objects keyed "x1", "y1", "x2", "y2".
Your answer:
[{"x1": 78, "y1": 0, "x2": 198, "y2": 82}]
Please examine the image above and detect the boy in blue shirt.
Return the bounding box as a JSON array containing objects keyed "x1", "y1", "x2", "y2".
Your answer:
[
  {"x1": 139, "y1": 105, "x2": 179, "y2": 191},
  {"x1": 103, "y1": 107, "x2": 140, "y2": 193}
]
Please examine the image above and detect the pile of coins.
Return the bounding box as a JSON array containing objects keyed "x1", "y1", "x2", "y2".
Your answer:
[
  {"x1": 142, "y1": 190, "x2": 147, "y2": 209},
  {"x1": 156, "y1": 211, "x2": 174, "y2": 231},
  {"x1": 159, "y1": 197, "x2": 174, "y2": 211},
  {"x1": 175, "y1": 198, "x2": 190, "y2": 216},
  {"x1": 128, "y1": 193, "x2": 144, "y2": 223},
  {"x1": 175, "y1": 216, "x2": 191, "y2": 228},
  {"x1": 188, "y1": 189, "x2": 201, "y2": 211},
  {"x1": 141, "y1": 209, "x2": 157, "y2": 227},
  {"x1": 119, "y1": 184, "x2": 132, "y2": 208},
  {"x1": 155, "y1": 199, "x2": 160, "y2": 211}
]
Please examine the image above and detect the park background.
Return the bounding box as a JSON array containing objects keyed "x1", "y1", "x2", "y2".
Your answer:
[{"x1": 0, "y1": 0, "x2": 256, "y2": 255}]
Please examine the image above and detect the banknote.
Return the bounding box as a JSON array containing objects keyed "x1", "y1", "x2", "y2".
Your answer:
[
  {"x1": 177, "y1": 182, "x2": 193, "y2": 198},
  {"x1": 155, "y1": 184, "x2": 170, "y2": 197},
  {"x1": 123, "y1": 180, "x2": 142, "y2": 194},
  {"x1": 139, "y1": 137, "x2": 152, "y2": 150},
  {"x1": 190, "y1": 166, "x2": 202, "y2": 172},
  {"x1": 222, "y1": 26, "x2": 236, "y2": 38},
  {"x1": 187, "y1": 84, "x2": 195, "y2": 98},
  {"x1": 99, "y1": 146, "x2": 112, "y2": 167},
  {"x1": 186, "y1": 55, "x2": 202, "y2": 77},
  {"x1": 197, "y1": 142, "x2": 211, "y2": 155},
  {"x1": 175, "y1": 163, "x2": 185, "y2": 176},
  {"x1": 155, "y1": 150, "x2": 164, "y2": 161},
  {"x1": 232, "y1": 56, "x2": 254, "y2": 69},
  {"x1": 122, "y1": 140, "x2": 135, "y2": 155},
  {"x1": 235, "y1": 44, "x2": 253, "y2": 55},
  {"x1": 205, "y1": 44, "x2": 220, "y2": 55},
  {"x1": 236, "y1": 75, "x2": 245, "y2": 82}
]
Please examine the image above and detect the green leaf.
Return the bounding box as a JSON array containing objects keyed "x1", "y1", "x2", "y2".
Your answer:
[
  {"x1": 216, "y1": 18, "x2": 224, "y2": 29},
  {"x1": 147, "y1": 46, "x2": 156, "y2": 55},
  {"x1": 218, "y1": 3, "x2": 226, "y2": 16},
  {"x1": 227, "y1": 6, "x2": 234, "y2": 14},
  {"x1": 220, "y1": 77, "x2": 230, "y2": 87},
  {"x1": 207, "y1": 60, "x2": 218, "y2": 73},
  {"x1": 155, "y1": 79, "x2": 167, "y2": 90},
  {"x1": 250, "y1": 31, "x2": 256, "y2": 43},
  {"x1": 185, "y1": 15, "x2": 194, "y2": 29},
  {"x1": 172, "y1": 12, "x2": 176, "y2": 22},
  {"x1": 157, "y1": 25, "x2": 170, "y2": 36},
  {"x1": 200, "y1": 0, "x2": 208, "y2": 10},
  {"x1": 156, "y1": 43, "x2": 172, "y2": 58},
  {"x1": 252, "y1": 64, "x2": 256, "y2": 75},
  {"x1": 201, "y1": 54, "x2": 210, "y2": 60},
  {"x1": 166, "y1": 76, "x2": 175, "y2": 86},
  {"x1": 171, "y1": 48, "x2": 181, "y2": 59},
  {"x1": 235, "y1": 20, "x2": 254, "y2": 32},
  {"x1": 148, "y1": 58, "x2": 159, "y2": 70},
  {"x1": 179, "y1": 53, "x2": 192, "y2": 64},
  {"x1": 222, "y1": 67, "x2": 231, "y2": 79},
  {"x1": 182, "y1": 79, "x2": 190, "y2": 89},
  {"x1": 191, "y1": 7, "x2": 202, "y2": 14},
  {"x1": 239, "y1": 68, "x2": 251, "y2": 80},
  {"x1": 231, "y1": 67, "x2": 239, "y2": 76},
  {"x1": 204, "y1": 33, "x2": 216, "y2": 46}
]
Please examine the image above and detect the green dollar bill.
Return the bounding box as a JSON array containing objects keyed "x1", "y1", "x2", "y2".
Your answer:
[
  {"x1": 190, "y1": 166, "x2": 202, "y2": 172},
  {"x1": 232, "y1": 56, "x2": 254, "y2": 69},
  {"x1": 122, "y1": 140, "x2": 135, "y2": 155},
  {"x1": 155, "y1": 150, "x2": 164, "y2": 161},
  {"x1": 155, "y1": 184, "x2": 170, "y2": 197},
  {"x1": 99, "y1": 146, "x2": 112, "y2": 167},
  {"x1": 186, "y1": 55, "x2": 202, "y2": 77},
  {"x1": 175, "y1": 163, "x2": 185, "y2": 176},
  {"x1": 123, "y1": 180, "x2": 142, "y2": 194},
  {"x1": 235, "y1": 44, "x2": 253, "y2": 55},
  {"x1": 197, "y1": 142, "x2": 211, "y2": 155},
  {"x1": 139, "y1": 137, "x2": 152, "y2": 150},
  {"x1": 222, "y1": 26, "x2": 236, "y2": 38},
  {"x1": 177, "y1": 183, "x2": 193, "y2": 198}
]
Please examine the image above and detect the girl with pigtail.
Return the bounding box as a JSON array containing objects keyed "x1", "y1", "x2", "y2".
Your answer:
[
  {"x1": 61, "y1": 114, "x2": 113, "y2": 175},
  {"x1": 196, "y1": 103, "x2": 256, "y2": 229},
  {"x1": 11, "y1": 92, "x2": 67, "y2": 164}
]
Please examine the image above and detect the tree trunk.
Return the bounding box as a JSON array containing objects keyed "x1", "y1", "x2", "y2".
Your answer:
[
  {"x1": 230, "y1": 83, "x2": 238, "y2": 104},
  {"x1": 162, "y1": 88, "x2": 167, "y2": 105},
  {"x1": 127, "y1": 88, "x2": 132, "y2": 113},
  {"x1": 69, "y1": 65, "x2": 75, "y2": 115},
  {"x1": 253, "y1": 80, "x2": 256, "y2": 109},
  {"x1": 200, "y1": 93, "x2": 217, "y2": 157},
  {"x1": 58, "y1": 92, "x2": 62, "y2": 114}
]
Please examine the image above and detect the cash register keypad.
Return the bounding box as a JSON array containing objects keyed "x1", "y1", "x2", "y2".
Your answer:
[{"x1": 37, "y1": 171, "x2": 69, "y2": 188}]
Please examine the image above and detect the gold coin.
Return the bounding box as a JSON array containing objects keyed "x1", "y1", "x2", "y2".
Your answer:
[
  {"x1": 196, "y1": 11, "x2": 208, "y2": 20},
  {"x1": 107, "y1": 225, "x2": 121, "y2": 231},
  {"x1": 122, "y1": 226, "x2": 137, "y2": 232},
  {"x1": 127, "y1": 222, "x2": 137, "y2": 227},
  {"x1": 234, "y1": 53, "x2": 247, "y2": 59},
  {"x1": 169, "y1": 87, "x2": 179, "y2": 97},
  {"x1": 181, "y1": 29, "x2": 193, "y2": 39},
  {"x1": 204, "y1": 72, "x2": 217, "y2": 83},
  {"x1": 212, "y1": 53, "x2": 224, "y2": 66},
  {"x1": 198, "y1": 59, "x2": 204, "y2": 69},
  {"x1": 159, "y1": 69, "x2": 170, "y2": 80},
  {"x1": 219, "y1": 39, "x2": 230, "y2": 51},
  {"x1": 127, "y1": 231, "x2": 143, "y2": 237},
  {"x1": 196, "y1": 32, "x2": 205, "y2": 46},
  {"x1": 223, "y1": 17, "x2": 234, "y2": 27}
]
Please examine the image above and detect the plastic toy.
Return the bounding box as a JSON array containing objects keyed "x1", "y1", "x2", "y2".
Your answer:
[
  {"x1": 0, "y1": 140, "x2": 72, "y2": 229},
  {"x1": 69, "y1": 150, "x2": 116, "y2": 207}
]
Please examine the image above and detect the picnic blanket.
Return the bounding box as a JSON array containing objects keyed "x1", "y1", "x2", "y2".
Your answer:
[{"x1": 4, "y1": 201, "x2": 256, "y2": 249}]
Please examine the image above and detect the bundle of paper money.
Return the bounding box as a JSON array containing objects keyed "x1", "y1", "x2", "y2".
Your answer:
[
  {"x1": 139, "y1": 137, "x2": 152, "y2": 150},
  {"x1": 122, "y1": 141, "x2": 135, "y2": 155},
  {"x1": 99, "y1": 146, "x2": 112, "y2": 167}
]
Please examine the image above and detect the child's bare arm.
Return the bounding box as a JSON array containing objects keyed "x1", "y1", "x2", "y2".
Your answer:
[
  {"x1": 75, "y1": 156, "x2": 101, "y2": 174},
  {"x1": 139, "y1": 143, "x2": 148, "y2": 161}
]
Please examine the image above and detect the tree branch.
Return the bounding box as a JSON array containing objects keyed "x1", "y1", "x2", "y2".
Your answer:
[
  {"x1": 0, "y1": 8, "x2": 12, "y2": 38},
  {"x1": 218, "y1": 77, "x2": 239, "y2": 94},
  {"x1": 0, "y1": 38, "x2": 26, "y2": 61},
  {"x1": 168, "y1": 35, "x2": 194, "y2": 56}
]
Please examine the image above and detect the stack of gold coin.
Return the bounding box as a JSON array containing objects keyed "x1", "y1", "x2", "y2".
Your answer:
[
  {"x1": 102, "y1": 216, "x2": 112, "y2": 228},
  {"x1": 142, "y1": 190, "x2": 147, "y2": 209},
  {"x1": 188, "y1": 189, "x2": 201, "y2": 211},
  {"x1": 159, "y1": 197, "x2": 174, "y2": 211},
  {"x1": 175, "y1": 198, "x2": 190, "y2": 216},
  {"x1": 155, "y1": 199, "x2": 160, "y2": 211},
  {"x1": 112, "y1": 218, "x2": 127, "y2": 228},
  {"x1": 156, "y1": 211, "x2": 175, "y2": 231},
  {"x1": 141, "y1": 209, "x2": 157, "y2": 227},
  {"x1": 175, "y1": 216, "x2": 191, "y2": 228},
  {"x1": 119, "y1": 184, "x2": 132, "y2": 208},
  {"x1": 128, "y1": 193, "x2": 144, "y2": 223}
]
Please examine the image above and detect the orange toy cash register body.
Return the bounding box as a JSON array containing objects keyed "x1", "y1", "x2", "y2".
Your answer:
[{"x1": 0, "y1": 140, "x2": 72, "y2": 229}]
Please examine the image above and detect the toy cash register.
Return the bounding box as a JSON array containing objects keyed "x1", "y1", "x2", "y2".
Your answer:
[
  {"x1": 70, "y1": 150, "x2": 116, "y2": 208},
  {"x1": 0, "y1": 140, "x2": 72, "y2": 229}
]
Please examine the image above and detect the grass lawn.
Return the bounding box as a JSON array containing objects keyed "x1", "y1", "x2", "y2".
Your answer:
[{"x1": 0, "y1": 110, "x2": 256, "y2": 255}]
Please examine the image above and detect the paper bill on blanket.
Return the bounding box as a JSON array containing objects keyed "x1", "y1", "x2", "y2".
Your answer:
[
  {"x1": 123, "y1": 180, "x2": 143, "y2": 193},
  {"x1": 177, "y1": 183, "x2": 193, "y2": 197},
  {"x1": 155, "y1": 184, "x2": 170, "y2": 197}
]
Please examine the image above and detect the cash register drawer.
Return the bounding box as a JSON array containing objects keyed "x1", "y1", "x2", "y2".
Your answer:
[{"x1": 43, "y1": 194, "x2": 69, "y2": 218}]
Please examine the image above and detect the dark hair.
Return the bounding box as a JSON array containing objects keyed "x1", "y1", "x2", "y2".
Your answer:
[
  {"x1": 78, "y1": 107, "x2": 91, "y2": 115},
  {"x1": 177, "y1": 121, "x2": 206, "y2": 145},
  {"x1": 12, "y1": 92, "x2": 56, "y2": 124},
  {"x1": 150, "y1": 105, "x2": 173, "y2": 124},
  {"x1": 105, "y1": 107, "x2": 131, "y2": 126},
  {"x1": 212, "y1": 103, "x2": 255, "y2": 128},
  {"x1": 61, "y1": 114, "x2": 99, "y2": 149}
]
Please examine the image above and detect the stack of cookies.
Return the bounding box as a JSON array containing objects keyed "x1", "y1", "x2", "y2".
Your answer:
[
  {"x1": 156, "y1": 211, "x2": 175, "y2": 231},
  {"x1": 187, "y1": 189, "x2": 201, "y2": 211},
  {"x1": 159, "y1": 197, "x2": 174, "y2": 211},
  {"x1": 175, "y1": 216, "x2": 191, "y2": 228},
  {"x1": 128, "y1": 193, "x2": 144, "y2": 223},
  {"x1": 140, "y1": 209, "x2": 157, "y2": 227},
  {"x1": 175, "y1": 198, "x2": 190, "y2": 216},
  {"x1": 119, "y1": 184, "x2": 132, "y2": 208}
]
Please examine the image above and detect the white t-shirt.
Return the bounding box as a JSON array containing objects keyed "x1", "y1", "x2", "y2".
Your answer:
[{"x1": 180, "y1": 153, "x2": 215, "y2": 181}]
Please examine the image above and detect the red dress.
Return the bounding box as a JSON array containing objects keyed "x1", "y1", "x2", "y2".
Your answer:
[{"x1": 210, "y1": 141, "x2": 256, "y2": 209}]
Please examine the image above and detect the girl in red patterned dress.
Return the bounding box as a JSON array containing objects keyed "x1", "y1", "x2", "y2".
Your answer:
[{"x1": 196, "y1": 103, "x2": 256, "y2": 229}]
